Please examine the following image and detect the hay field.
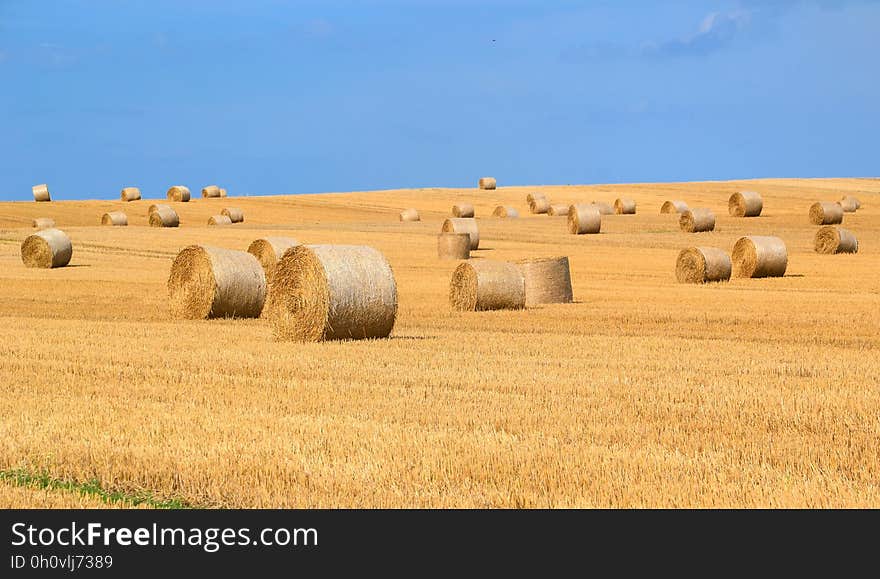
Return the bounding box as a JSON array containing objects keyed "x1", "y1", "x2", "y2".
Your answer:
[{"x1": 1, "y1": 178, "x2": 879, "y2": 508}]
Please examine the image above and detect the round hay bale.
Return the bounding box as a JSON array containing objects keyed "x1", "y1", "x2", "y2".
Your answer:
[
  {"x1": 208, "y1": 214, "x2": 232, "y2": 226},
  {"x1": 120, "y1": 187, "x2": 141, "y2": 202},
  {"x1": 101, "y1": 211, "x2": 128, "y2": 226},
  {"x1": 809, "y1": 201, "x2": 843, "y2": 225},
  {"x1": 437, "y1": 232, "x2": 471, "y2": 260},
  {"x1": 452, "y1": 203, "x2": 474, "y2": 218},
  {"x1": 614, "y1": 198, "x2": 636, "y2": 214},
  {"x1": 21, "y1": 228, "x2": 72, "y2": 269},
  {"x1": 247, "y1": 237, "x2": 301, "y2": 283},
  {"x1": 269, "y1": 245, "x2": 398, "y2": 342},
  {"x1": 679, "y1": 208, "x2": 716, "y2": 233},
  {"x1": 838, "y1": 196, "x2": 859, "y2": 213},
  {"x1": 478, "y1": 177, "x2": 497, "y2": 190},
  {"x1": 814, "y1": 226, "x2": 858, "y2": 254},
  {"x1": 221, "y1": 207, "x2": 244, "y2": 223},
  {"x1": 449, "y1": 260, "x2": 525, "y2": 311},
  {"x1": 528, "y1": 196, "x2": 550, "y2": 214},
  {"x1": 441, "y1": 218, "x2": 480, "y2": 250},
  {"x1": 548, "y1": 204, "x2": 571, "y2": 216},
  {"x1": 202, "y1": 185, "x2": 221, "y2": 198},
  {"x1": 516, "y1": 256, "x2": 573, "y2": 306},
  {"x1": 148, "y1": 203, "x2": 171, "y2": 215},
  {"x1": 219, "y1": 188, "x2": 228, "y2": 197},
  {"x1": 675, "y1": 247, "x2": 731, "y2": 284},
  {"x1": 32, "y1": 217, "x2": 55, "y2": 229},
  {"x1": 32, "y1": 184, "x2": 51, "y2": 202},
  {"x1": 732, "y1": 236, "x2": 788, "y2": 278},
  {"x1": 728, "y1": 191, "x2": 763, "y2": 217},
  {"x1": 567, "y1": 204, "x2": 601, "y2": 234},
  {"x1": 399, "y1": 208, "x2": 421, "y2": 222},
  {"x1": 166, "y1": 186, "x2": 190, "y2": 202},
  {"x1": 168, "y1": 245, "x2": 266, "y2": 320},
  {"x1": 590, "y1": 201, "x2": 614, "y2": 215},
  {"x1": 661, "y1": 200, "x2": 688, "y2": 214},
  {"x1": 492, "y1": 205, "x2": 519, "y2": 218},
  {"x1": 149, "y1": 206, "x2": 180, "y2": 227}
]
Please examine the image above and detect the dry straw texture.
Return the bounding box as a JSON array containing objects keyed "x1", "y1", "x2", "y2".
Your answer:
[
  {"x1": 32, "y1": 217, "x2": 55, "y2": 229},
  {"x1": 814, "y1": 226, "x2": 858, "y2": 254},
  {"x1": 101, "y1": 211, "x2": 128, "y2": 226},
  {"x1": 219, "y1": 188, "x2": 228, "y2": 197},
  {"x1": 679, "y1": 208, "x2": 716, "y2": 232},
  {"x1": 449, "y1": 260, "x2": 525, "y2": 311},
  {"x1": 166, "y1": 186, "x2": 191, "y2": 202},
  {"x1": 452, "y1": 204, "x2": 474, "y2": 218},
  {"x1": 148, "y1": 203, "x2": 171, "y2": 215},
  {"x1": 528, "y1": 196, "x2": 550, "y2": 214},
  {"x1": 478, "y1": 177, "x2": 497, "y2": 190},
  {"x1": 399, "y1": 208, "x2": 421, "y2": 222},
  {"x1": 590, "y1": 202, "x2": 615, "y2": 215},
  {"x1": 492, "y1": 205, "x2": 520, "y2": 218},
  {"x1": 661, "y1": 200, "x2": 688, "y2": 214},
  {"x1": 208, "y1": 215, "x2": 232, "y2": 226},
  {"x1": 809, "y1": 201, "x2": 843, "y2": 225},
  {"x1": 728, "y1": 191, "x2": 763, "y2": 217},
  {"x1": 20, "y1": 228, "x2": 72, "y2": 269},
  {"x1": 548, "y1": 204, "x2": 571, "y2": 216},
  {"x1": 567, "y1": 204, "x2": 601, "y2": 234},
  {"x1": 221, "y1": 207, "x2": 245, "y2": 223},
  {"x1": 202, "y1": 185, "x2": 221, "y2": 198},
  {"x1": 269, "y1": 245, "x2": 398, "y2": 342},
  {"x1": 614, "y1": 198, "x2": 636, "y2": 214},
  {"x1": 676, "y1": 247, "x2": 731, "y2": 284},
  {"x1": 120, "y1": 187, "x2": 141, "y2": 202},
  {"x1": 437, "y1": 233, "x2": 470, "y2": 260},
  {"x1": 149, "y1": 206, "x2": 180, "y2": 228},
  {"x1": 838, "y1": 196, "x2": 859, "y2": 212},
  {"x1": 732, "y1": 236, "x2": 788, "y2": 278},
  {"x1": 441, "y1": 218, "x2": 480, "y2": 250},
  {"x1": 516, "y1": 256, "x2": 573, "y2": 307},
  {"x1": 167, "y1": 245, "x2": 266, "y2": 320},
  {"x1": 247, "y1": 237, "x2": 301, "y2": 283},
  {"x1": 32, "y1": 184, "x2": 51, "y2": 202}
]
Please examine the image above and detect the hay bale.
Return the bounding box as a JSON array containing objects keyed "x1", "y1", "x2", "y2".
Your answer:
[
  {"x1": 732, "y1": 236, "x2": 788, "y2": 278},
  {"x1": 679, "y1": 208, "x2": 716, "y2": 233},
  {"x1": 437, "y1": 233, "x2": 470, "y2": 260},
  {"x1": 269, "y1": 245, "x2": 397, "y2": 342},
  {"x1": 399, "y1": 208, "x2": 421, "y2": 222},
  {"x1": 516, "y1": 256, "x2": 573, "y2": 306},
  {"x1": 120, "y1": 187, "x2": 141, "y2": 202},
  {"x1": 101, "y1": 211, "x2": 128, "y2": 226},
  {"x1": 492, "y1": 205, "x2": 519, "y2": 218},
  {"x1": 208, "y1": 214, "x2": 232, "y2": 226},
  {"x1": 838, "y1": 196, "x2": 859, "y2": 213},
  {"x1": 148, "y1": 203, "x2": 171, "y2": 215},
  {"x1": 221, "y1": 207, "x2": 244, "y2": 223},
  {"x1": 20, "y1": 228, "x2": 72, "y2": 269},
  {"x1": 168, "y1": 245, "x2": 266, "y2": 319},
  {"x1": 32, "y1": 184, "x2": 51, "y2": 202},
  {"x1": 528, "y1": 196, "x2": 550, "y2": 214},
  {"x1": 449, "y1": 260, "x2": 525, "y2": 311},
  {"x1": 614, "y1": 198, "x2": 636, "y2": 214},
  {"x1": 728, "y1": 191, "x2": 763, "y2": 217},
  {"x1": 32, "y1": 217, "x2": 55, "y2": 229},
  {"x1": 661, "y1": 200, "x2": 688, "y2": 214},
  {"x1": 590, "y1": 201, "x2": 614, "y2": 215},
  {"x1": 149, "y1": 206, "x2": 180, "y2": 227},
  {"x1": 441, "y1": 218, "x2": 480, "y2": 250},
  {"x1": 202, "y1": 185, "x2": 221, "y2": 198},
  {"x1": 675, "y1": 247, "x2": 731, "y2": 284},
  {"x1": 548, "y1": 204, "x2": 571, "y2": 216},
  {"x1": 452, "y1": 204, "x2": 474, "y2": 218},
  {"x1": 809, "y1": 201, "x2": 843, "y2": 225},
  {"x1": 814, "y1": 226, "x2": 858, "y2": 254},
  {"x1": 219, "y1": 188, "x2": 228, "y2": 197},
  {"x1": 247, "y1": 237, "x2": 301, "y2": 283},
  {"x1": 567, "y1": 204, "x2": 601, "y2": 234},
  {"x1": 478, "y1": 177, "x2": 496, "y2": 190},
  {"x1": 166, "y1": 186, "x2": 191, "y2": 202}
]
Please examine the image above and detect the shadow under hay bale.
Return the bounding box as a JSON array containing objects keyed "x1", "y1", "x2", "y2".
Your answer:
[
  {"x1": 728, "y1": 191, "x2": 763, "y2": 217},
  {"x1": 166, "y1": 186, "x2": 191, "y2": 202},
  {"x1": 814, "y1": 226, "x2": 858, "y2": 254},
  {"x1": 21, "y1": 228, "x2": 72, "y2": 269},
  {"x1": 452, "y1": 204, "x2": 474, "y2": 218},
  {"x1": 809, "y1": 202, "x2": 843, "y2": 225},
  {"x1": 614, "y1": 198, "x2": 636, "y2": 214},
  {"x1": 442, "y1": 218, "x2": 479, "y2": 250},
  {"x1": 676, "y1": 247, "x2": 731, "y2": 284},
  {"x1": 32, "y1": 184, "x2": 51, "y2": 202},
  {"x1": 568, "y1": 204, "x2": 601, "y2": 234},
  {"x1": 680, "y1": 208, "x2": 716, "y2": 233},
  {"x1": 101, "y1": 211, "x2": 128, "y2": 226},
  {"x1": 399, "y1": 208, "x2": 420, "y2": 222},
  {"x1": 449, "y1": 260, "x2": 525, "y2": 311},
  {"x1": 247, "y1": 237, "x2": 301, "y2": 283},
  {"x1": 732, "y1": 236, "x2": 788, "y2": 278},
  {"x1": 438, "y1": 233, "x2": 470, "y2": 260},
  {"x1": 120, "y1": 187, "x2": 141, "y2": 202},
  {"x1": 516, "y1": 256, "x2": 573, "y2": 306}
]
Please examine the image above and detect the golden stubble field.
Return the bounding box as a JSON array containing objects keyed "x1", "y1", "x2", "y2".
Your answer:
[{"x1": 1, "y1": 178, "x2": 879, "y2": 508}]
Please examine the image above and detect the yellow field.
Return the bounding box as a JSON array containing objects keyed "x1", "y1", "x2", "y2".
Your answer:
[{"x1": 1, "y1": 178, "x2": 878, "y2": 508}]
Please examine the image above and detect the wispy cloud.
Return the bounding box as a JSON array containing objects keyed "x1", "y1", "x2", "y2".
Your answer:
[{"x1": 643, "y1": 10, "x2": 752, "y2": 57}]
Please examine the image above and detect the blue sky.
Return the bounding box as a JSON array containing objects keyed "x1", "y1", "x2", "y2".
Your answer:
[{"x1": 1, "y1": 0, "x2": 878, "y2": 200}]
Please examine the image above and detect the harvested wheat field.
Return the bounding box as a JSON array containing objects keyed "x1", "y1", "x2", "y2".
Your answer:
[{"x1": 0, "y1": 178, "x2": 879, "y2": 508}]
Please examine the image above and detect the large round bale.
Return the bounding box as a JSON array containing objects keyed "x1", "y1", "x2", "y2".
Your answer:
[
  {"x1": 809, "y1": 201, "x2": 843, "y2": 225},
  {"x1": 614, "y1": 198, "x2": 636, "y2": 214},
  {"x1": 166, "y1": 186, "x2": 191, "y2": 202},
  {"x1": 838, "y1": 196, "x2": 859, "y2": 213},
  {"x1": 399, "y1": 208, "x2": 421, "y2": 222},
  {"x1": 478, "y1": 177, "x2": 497, "y2": 190},
  {"x1": 21, "y1": 228, "x2": 72, "y2": 269},
  {"x1": 168, "y1": 246, "x2": 266, "y2": 319},
  {"x1": 149, "y1": 206, "x2": 180, "y2": 227},
  {"x1": 728, "y1": 191, "x2": 763, "y2": 217},
  {"x1": 219, "y1": 188, "x2": 228, "y2": 197},
  {"x1": 101, "y1": 211, "x2": 128, "y2": 226},
  {"x1": 221, "y1": 207, "x2": 244, "y2": 223},
  {"x1": 449, "y1": 260, "x2": 525, "y2": 311},
  {"x1": 120, "y1": 187, "x2": 141, "y2": 202},
  {"x1": 679, "y1": 208, "x2": 716, "y2": 233},
  {"x1": 208, "y1": 214, "x2": 232, "y2": 226},
  {"x1": 247, "y1": 237, "x2": 301, "y2": 283},
  {"x1": 567, "y1": 204, "x2": 601, "y2": 234},
  {"x1": 516, "y1": 256, "x2": 573, "y2": 307},
  {"x1": 441, "y1": 218, "x2": 480, "y2": 250},
  {"x1": 269, "y1": 245, "x2": 398, "y2": 342},
  {"x1": 661, "y1": 200, "x2": 688, "y2": 214},
  {"x1": 814, "y1": 226, "x2": 858, "y2": 254},
  {"x1": 675, "y1": 247, "x2": 731, "y2": 284},
  {"x1": 202, "y1": 185, "x2": 221, "y2": 198},
  {"x1": 148, "y1": 203, "x2": 171, "y2": 215},
  {"x1": 452, "y1": 203, "x2": 474, "y2": 218},
  {"x1": 528, "y1": 196, "x2": 550, "y2": 214},
  {"x1": 493, "y1": 205, "x2": 519, "y2": 218},
  {"x1": 32, "y1": 184, "x2": 51, "y2": 202},
  {"x1": 437, "y1": 233, "x2": 470, "y2": 260},
  {"x1": 548, "y1": 204, "x2": 571, "y2": 216},
  {"x1": 732, "y1": 236, "x2": 788, "y2": 278},
  {"x1": 32, "y1": 217, "x2": 55, "y2": 229},
  {"x1": 590, "y1": 201, "x2": 614, "y2": 215}
]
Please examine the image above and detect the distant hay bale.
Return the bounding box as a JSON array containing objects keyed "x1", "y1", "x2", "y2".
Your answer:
[
  {"x1": 149, "y1": 206, "x2": 180, "y2": 227},
  {"x1": 437, "y1": 233, "x2": 470, "y2": 260},
  {"x1": 809, "y1": 201, "x2": 843, "y2": 225},
  {"x1": 567, "y1": 204, "x2": 601, "y2": 234},
  {"x1": 814, "y1": 226, "x2": 858, "y2": 254},
  {"x1": 148, "y1": 203, "x2": 171, "y2": 215},
  {"x1": 399, "y1": 208, "x2": 421, "y2": 222},
  {"x1": 441, "y1": 218, "x2": 480, "y2": 250},
  {"x1": 269, "y1": 245, "x2": 398, "y2": 342},
  {"x1": 120, "y1": 187, "x2": 141, "y2": 202},
  {"x1": 449, "y1": 260, "x2": 525, "y2": 311},
  {"x1": 492, "y1": 205, "x2": 519, "y2": 218},
  {"x1": 675, "y1": 247, "x2": 731, "y2": 284},
  {"x1": 32, "y1": 184, "x2": 51, "y2": 202},
  {"x1": 168, "y1": 245, "x2": 266, "y2": 320},
  {"x1": 590, "y1": 201, "x2": 614, "y2": 215},
  {"x1": 166, "y1": 186, "x2": 191, "y2": 202},
  {"x1": 32, "y1": 217, "x2": 55, "y2": 229},
  {"x1": 478, "y1": 177, "x2": 497, "y2": 190},
  {"x1": 452, "y1": 203, "x2": 474, "y2": 218},
  {"x1": 528, "y1": 196, "x2": 550, "y2": 214},
  {"x1": 516, "y1": 256, "x2": 573, "y2": 307},
  {"x1": 21, "y1": 228, "x2": 72, "y2": 269},
  {"x1": 219, "y1": 188, "x2": 228, "y2": 197},
  {"x1": 838, "y1": 196, "x2": 859, "y2": 212},
  {"x1": 732, "y1": 236, "x2": 788, "y2": 278},
  {"x1": 221, "y1": 207, "x2": 244, "y2": 223},
  {"x1": 614, "y1": 198, "x2": 636, "y2": 214},
  {"x1": 247, "y1": 236, "x2": 301, "y2": 283},
  {"x1": 208, "y1": 214, "x2": 232, "y2": 225},
  {"x1": 548, "y1": 204, "x2": 571, "y2": 216},
  {"x1": 728, "y1": 191, "x2": 763, "y2": 217},
  {"x1": 202, "y1": 185, "x2": 221, "y2": 198},
  {"x1": 661, "y1": 200, "x2": 688, "y2": 214},
  {"x1": 101, "y1": 211, "x2": 128, "y2": 226},
  {"x1": 679, "y1": 208, "x2": 716, "y2": 232}
]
